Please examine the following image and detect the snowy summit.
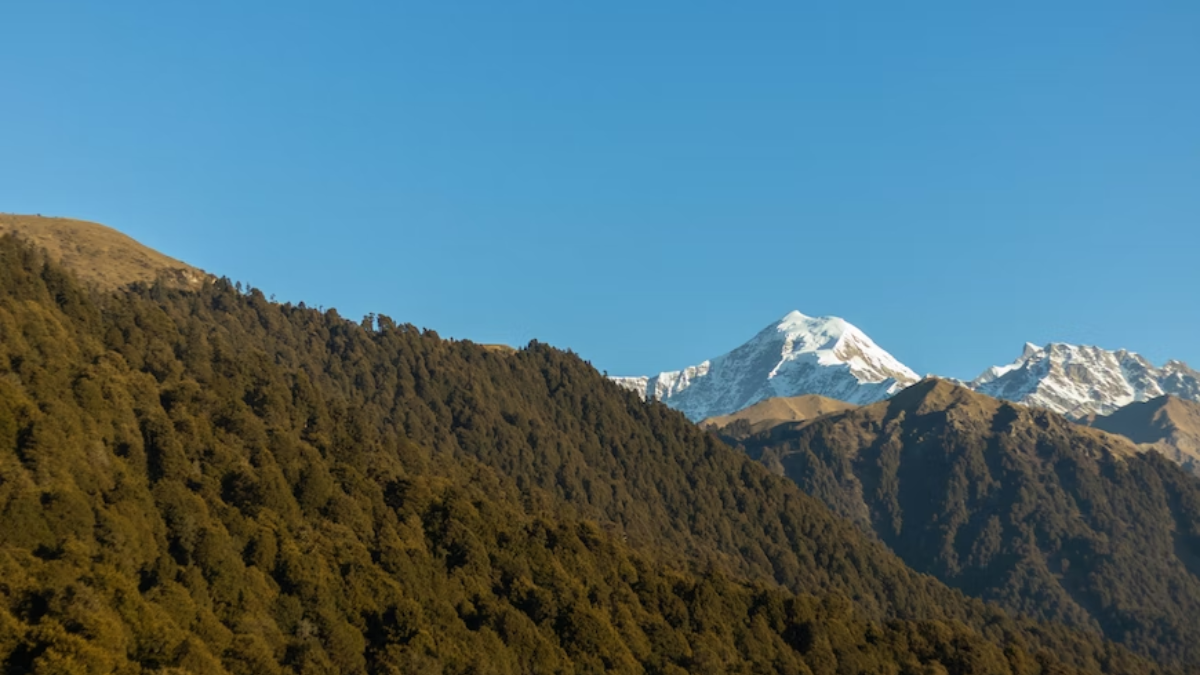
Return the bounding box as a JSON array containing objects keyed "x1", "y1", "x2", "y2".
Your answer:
[
  {"x1": 611, "y1": 311, "x2": 919, "y2": 421},
  {"x1": 969, "y1": 342, "x2": 1200, "y2": 418}
]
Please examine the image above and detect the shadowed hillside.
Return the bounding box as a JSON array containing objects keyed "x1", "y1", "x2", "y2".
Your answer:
[{"x1": 727, "y1": 379, "x2": 1200, "y2": 666}]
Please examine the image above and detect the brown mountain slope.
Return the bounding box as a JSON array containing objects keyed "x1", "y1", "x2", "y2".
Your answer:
[
  {"x1": 726, "y1": 379, "x2": 1200, "y2": 666},
  {"x1": 0, "y1": 213, "x2": 207, "y2": 289},
  {"x1": 0, "y1": 237, "x2": 1161, "y2": 674},
  {"x1": 1087, "y1": 396, "x2": 1200, "y2": 472},
  {"x1": 702, "y1": 394, "x2": 856, "y2": 434}
]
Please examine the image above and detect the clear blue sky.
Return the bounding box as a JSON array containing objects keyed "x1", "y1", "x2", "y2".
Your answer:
[{"x1": 2, "y1": 1, "x2": 1197, "y2": 380}]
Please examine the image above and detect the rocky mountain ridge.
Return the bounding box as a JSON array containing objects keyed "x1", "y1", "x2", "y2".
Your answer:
[
  {"x1": 969, "y1": 342, "x2": 1200, "y2": 418},
  {"x1": 612, "y1": 311, "x2": 919, "y2": 421},
  {"x1": 616, "y1": 313, "x2": 1200, "y2": 426}
]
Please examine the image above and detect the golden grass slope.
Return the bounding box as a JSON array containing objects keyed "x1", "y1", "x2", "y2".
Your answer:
[
  {"x1": 702, "y1": 394, "x2": 857, "y2": 434},
  {"x1": 1088, "y1": 396, "x2": 1200, "y2": 472},
  {"x1": 0, "y1": 213, "x2": 207, "y2": 290}
]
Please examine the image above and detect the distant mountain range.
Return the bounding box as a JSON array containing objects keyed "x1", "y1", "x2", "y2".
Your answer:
[
  {"x1": 971, "y1": 342, "x2": 1200, "y2": 418},
  {"x1": 615, "y1": 311, "x2": 1200, "y2": 423}
]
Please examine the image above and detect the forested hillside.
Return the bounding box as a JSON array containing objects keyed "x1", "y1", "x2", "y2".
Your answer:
[
  {"x1": 726, "y1": 380, "x2": 1200, "y2": 667},
  {"x1": 0, "y1": 235, "x2": 1165, "y2": 673}
]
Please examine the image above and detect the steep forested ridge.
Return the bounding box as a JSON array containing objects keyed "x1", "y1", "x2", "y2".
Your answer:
[
  {"x1": 0, "y1": 235, "x2": 1165, "y2": 673},
  {"x1": 726, "y1": 380, "x2": 1200, "y2": 667}
]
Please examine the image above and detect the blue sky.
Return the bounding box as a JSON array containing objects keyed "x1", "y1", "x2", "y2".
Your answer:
[{"x1": 2, "y1": 1, "x2": 1197, "y2": 380}]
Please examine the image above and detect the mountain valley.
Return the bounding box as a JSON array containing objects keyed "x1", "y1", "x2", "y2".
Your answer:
[{"x1": 0, "y1": 216, "x2": 1197, "y2": 673}]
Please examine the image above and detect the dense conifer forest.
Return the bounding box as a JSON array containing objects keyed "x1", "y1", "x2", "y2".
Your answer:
[{"x1": 0, "y1": 235, "x2": 1174, "y2": 673}]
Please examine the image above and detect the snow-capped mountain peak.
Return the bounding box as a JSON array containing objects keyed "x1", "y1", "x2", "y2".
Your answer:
[
  {"x1": 611, "y1": 311, "x2": 918, "y2": 421},
  {"x1": 1021, "y1": 342, "x2": 1041, "y2": 359},
  {"x1": 968, "y1": 342, "x2": 1200, "y2": 418}
]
